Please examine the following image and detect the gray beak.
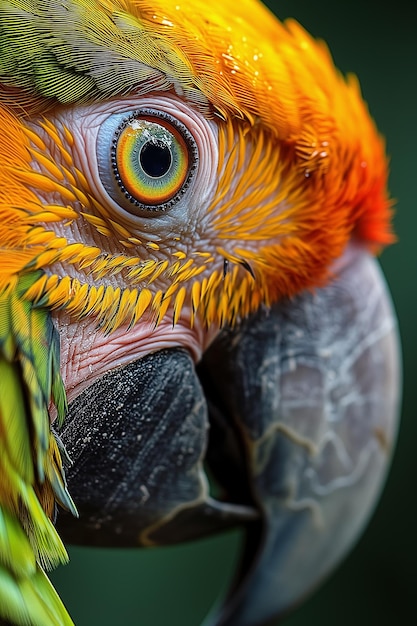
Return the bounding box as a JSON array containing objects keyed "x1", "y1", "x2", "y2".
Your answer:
[{"x1": 57, "y1": 249, "x2": 400, "y2": 626}]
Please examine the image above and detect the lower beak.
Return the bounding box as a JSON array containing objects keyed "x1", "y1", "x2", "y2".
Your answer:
[{"x1": 57, "y1": 250, "x2": 400, "y2": 626}]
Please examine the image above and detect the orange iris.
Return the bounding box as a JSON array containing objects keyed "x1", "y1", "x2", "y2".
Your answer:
[{"x1": 115, "y1": 117, "x2": 190, "y2": 206}]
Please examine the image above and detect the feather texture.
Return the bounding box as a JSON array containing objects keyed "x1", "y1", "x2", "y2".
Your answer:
[{"x1": 0, "y1": 272, "x2": 76, "y2": 625}]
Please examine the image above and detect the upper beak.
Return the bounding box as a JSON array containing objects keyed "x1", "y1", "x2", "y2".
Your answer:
[{"x1": 57, "y1": 249, "x2": 400, "y2": 626}]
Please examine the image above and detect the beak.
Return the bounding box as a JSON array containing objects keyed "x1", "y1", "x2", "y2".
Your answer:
[
  {"x1": 56, "y1": 347, "x2": 258, "y2": 547},
  {"x1": 57, "y1": 249, "x2": 400, "y2": 626}
]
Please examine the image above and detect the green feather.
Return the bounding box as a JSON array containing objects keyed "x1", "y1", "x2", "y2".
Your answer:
[
  {"x1": 0, "y1": 564, "x2": 74, "y2": 626},
  {"x1": 0, "y1": 361, "x2": 34, "y2": 483},
  {"x1": 0, "y1": 271, "x2": 75, "y2": 625},
  {"x1": 0, "y1": 509, "x2": 36, "y2": 579},
  {"x1": 0, "y1": 0, "x2": 196, "y2": 105}
]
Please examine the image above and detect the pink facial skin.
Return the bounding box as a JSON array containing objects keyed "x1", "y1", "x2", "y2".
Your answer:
[{"x1": 54, "y1": 308, "x2": 219, "y2": 411}]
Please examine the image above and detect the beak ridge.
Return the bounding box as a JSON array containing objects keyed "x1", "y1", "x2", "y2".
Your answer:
[{"x1": 200, "y1": 250, "x2": 400, "y2": 625}]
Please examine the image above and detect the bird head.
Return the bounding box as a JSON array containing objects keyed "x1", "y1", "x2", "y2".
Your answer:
[
  {"x1": 0, "y1": 0, "x2": 393, "y2": 328},
  {"x1": 0, "y1": 1, "x2": 400, "y2": 624}
]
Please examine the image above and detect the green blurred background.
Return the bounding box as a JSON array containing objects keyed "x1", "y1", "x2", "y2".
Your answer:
[{"x1": 50, "y1": 1, "x2": 417, "y2": 624}]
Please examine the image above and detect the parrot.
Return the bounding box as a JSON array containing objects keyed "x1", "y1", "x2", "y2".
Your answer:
[{"x1": 0, "y1": 0, "x2": 401, "y2": 625}]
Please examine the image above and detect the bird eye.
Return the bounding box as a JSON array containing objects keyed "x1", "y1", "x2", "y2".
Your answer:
[{"x1": 97, "y1": 109, "x2": 198, "y2": 215}]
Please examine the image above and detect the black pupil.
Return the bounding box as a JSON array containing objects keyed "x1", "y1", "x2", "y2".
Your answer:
[{"x1": 140, "y1": 141, "x2": 172, "y2": 178}]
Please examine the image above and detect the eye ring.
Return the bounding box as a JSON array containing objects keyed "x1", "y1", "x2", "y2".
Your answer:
[{"x1": 97, "y1": 108, "x2": 198, "y2": 216}]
